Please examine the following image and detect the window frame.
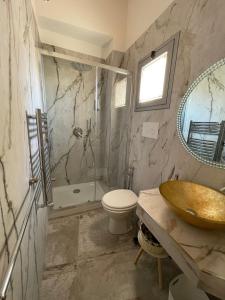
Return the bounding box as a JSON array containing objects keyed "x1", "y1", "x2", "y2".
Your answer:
[{"x1": 135, "y1": 32, "x2": 180, "y2": 112}]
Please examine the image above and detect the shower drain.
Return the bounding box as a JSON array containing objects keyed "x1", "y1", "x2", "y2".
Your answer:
[{"x1": 73, "y1": 189, "x2": 81, "y2": 193}]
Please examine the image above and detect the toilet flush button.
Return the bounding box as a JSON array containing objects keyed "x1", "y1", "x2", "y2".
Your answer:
[{"x1": 142, "y1": 122, "x2": 159, "y2": 139}]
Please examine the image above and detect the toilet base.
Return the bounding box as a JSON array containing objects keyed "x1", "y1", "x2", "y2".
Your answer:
[{"x1": 108, "y1": 214, "x2": 133, "y2": 234}]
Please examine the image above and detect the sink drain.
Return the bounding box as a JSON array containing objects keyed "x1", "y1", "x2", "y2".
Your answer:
[{"x1": 73, "y1": 189, "x2": 80, "y2": 193}]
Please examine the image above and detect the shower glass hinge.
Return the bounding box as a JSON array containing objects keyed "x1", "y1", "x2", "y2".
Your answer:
[
  {"x1": 29, "y1": 177, "x2": 39, "y2": 185},
  {"x1": 37, "y1": 202, "x2": 54, "y2": 209}
]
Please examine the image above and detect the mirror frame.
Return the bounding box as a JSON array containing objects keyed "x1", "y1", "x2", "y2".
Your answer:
[{"x1": 177, "y1": 57, "x2": 225, "y2": 169}]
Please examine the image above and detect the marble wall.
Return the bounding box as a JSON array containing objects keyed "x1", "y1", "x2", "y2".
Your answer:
[
  {"x1": 0, "y1": 0, "x2": 47, "y2": 299},
  {"x1": 121, "y1": 0, "x2": 225, "y2": 192},
  {"x1": 43, "y1": 47, "x2": 106, "y2": 187}
]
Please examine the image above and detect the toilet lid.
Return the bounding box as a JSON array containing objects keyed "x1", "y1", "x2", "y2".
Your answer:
[{"x1": 102, "y1": 189, "x2": 138, "y2": 209}]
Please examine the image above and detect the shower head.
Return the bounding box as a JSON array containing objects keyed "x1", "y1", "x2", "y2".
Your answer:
[{"x1": 71, "y1": 62, "x2": 92, "y2": 72}]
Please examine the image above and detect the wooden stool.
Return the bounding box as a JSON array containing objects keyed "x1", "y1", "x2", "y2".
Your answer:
[{"x1": 134, "y1": 230, "x2": 168, "y2": 289}]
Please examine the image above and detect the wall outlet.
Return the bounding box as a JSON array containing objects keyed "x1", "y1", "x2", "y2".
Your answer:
[{"x1": 142, "y1": 122, "x2": 159, "y2": 139}]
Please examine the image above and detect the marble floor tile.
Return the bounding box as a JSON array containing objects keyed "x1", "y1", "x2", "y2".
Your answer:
[
  {"x1": 41, "y1": 207, "x2": 184, "y2": 300},
  {"x1": 78, "y1": 209, "x2": 137, "y2": 259},
  {"x1": 75, "y1": 249, "x2": 179, "y2": 300},
  {"x1": 44, "y1": 215, "x2": 79, "y2": 269},
  {"x1": 41, "y1": 265, "x2": 77, "y2": 300}
]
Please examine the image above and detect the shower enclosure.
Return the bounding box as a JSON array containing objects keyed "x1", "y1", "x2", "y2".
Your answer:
[{"x1": 42, "y1": 49, "x2": 131, "y2": 210}]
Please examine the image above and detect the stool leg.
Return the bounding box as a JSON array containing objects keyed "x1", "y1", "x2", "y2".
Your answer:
[
  {"x1": 134, "y1": 248, "x2": 143, "y2": 265},
  {"x1": 157, "y1": 258, "x2": 163, "y2": 289}
]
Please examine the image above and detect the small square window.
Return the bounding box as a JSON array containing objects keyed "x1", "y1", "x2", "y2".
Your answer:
[
  {"x1": 136, "y1": 32, "x2": 180, "y2": 111},
  {"x1": 139, "y1": 52, "x2": 168, "y2": 103},
  {"x1": 114, "y1": 77, "x2": 127, "y2": 108}
]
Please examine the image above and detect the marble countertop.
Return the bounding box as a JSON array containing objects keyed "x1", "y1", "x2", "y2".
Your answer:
[{"x1": 136, "y1": 188, "x2": 225, "y2": 300}]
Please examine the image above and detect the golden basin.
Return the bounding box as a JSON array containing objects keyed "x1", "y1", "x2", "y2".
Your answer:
[{"x1": 159, "y1": 180, "x2": 225, "y2": 230}]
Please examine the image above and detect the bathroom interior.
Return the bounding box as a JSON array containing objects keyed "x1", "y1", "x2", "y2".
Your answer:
[{"x1": 1, "y1": 0, "x2": 225, "y2": 299}]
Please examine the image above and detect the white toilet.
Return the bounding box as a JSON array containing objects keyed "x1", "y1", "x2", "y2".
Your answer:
[{"x1": 102, "y1": 189, "x2": 138, "y2": 234}]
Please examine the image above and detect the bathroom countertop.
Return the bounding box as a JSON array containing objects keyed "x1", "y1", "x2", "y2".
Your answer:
[{"x1": 136, "y1": 188, "x2": 225, "y2": 300}]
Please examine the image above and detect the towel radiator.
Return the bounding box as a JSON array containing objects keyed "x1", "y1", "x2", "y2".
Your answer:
[
  {"x1": 26, "y1": 109, "x2": 52, "y2": 206},
  {"x1": 36, "y1": 109, "x2": 53, "y2": 206},
  {"x1": 187, "y1": 121, "x2": 225, "y2": 162}
]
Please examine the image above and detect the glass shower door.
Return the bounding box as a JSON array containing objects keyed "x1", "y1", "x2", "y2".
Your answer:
[
  {"x1": 43, "y1": 57, "x2": 100, "y2": 208},
  {"x1": 99, "y1": 69, "x2": 131, "y2": 191},
  {"x1": 43, "y1": 54, "x2": 131, "y2": 209}
]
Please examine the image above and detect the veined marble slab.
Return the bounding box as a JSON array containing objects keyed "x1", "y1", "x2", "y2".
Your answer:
[{"x1": 136, "y1": 188, "x2": 225, "y2": 299}]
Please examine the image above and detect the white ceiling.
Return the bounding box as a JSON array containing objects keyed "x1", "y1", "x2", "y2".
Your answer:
[
  {"x1": 33, "y1": 0, "x2": 173, "y2": 59},
  {"x1": 38, "y1": 16, "x2": 112, "y2": 47}
]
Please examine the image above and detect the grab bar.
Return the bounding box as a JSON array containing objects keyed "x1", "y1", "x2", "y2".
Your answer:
[{"x1": 0, "y1": 181, "x2": 41, "y2": 299}]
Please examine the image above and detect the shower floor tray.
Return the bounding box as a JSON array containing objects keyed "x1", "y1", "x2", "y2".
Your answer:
[{"x1": 52, "y1": 181, "x2": 107, "y2": 210}]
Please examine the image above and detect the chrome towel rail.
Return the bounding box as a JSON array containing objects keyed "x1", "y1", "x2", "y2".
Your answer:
[
  {"x1": 36, "y1": 109, "x2": 53, "y2": 207},
  {"x1": 26, "y1": 109, "x2": 53, "y2": 207},
  {"x1": 187, "y1": 120, "x2": 225, "y2": 162},
  {"x1": 0, "y1": 182, "x2": 41, "y2": 299}
]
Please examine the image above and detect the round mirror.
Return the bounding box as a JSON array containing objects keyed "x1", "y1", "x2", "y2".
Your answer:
[{"x1": 177, "y1": 58, "x2": 225, "y2": 168}]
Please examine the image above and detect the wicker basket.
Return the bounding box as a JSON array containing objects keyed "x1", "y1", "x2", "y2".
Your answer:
[{"x1": 138, "y1": 230, "x2": 168, "y2": 258}]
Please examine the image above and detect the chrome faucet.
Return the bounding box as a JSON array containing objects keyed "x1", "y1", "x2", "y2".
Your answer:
[{"x1": 73, "y1": 127, "x2": 83, "y2": 138}]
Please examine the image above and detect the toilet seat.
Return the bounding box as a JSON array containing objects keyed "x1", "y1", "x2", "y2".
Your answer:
[
  {"x1": 102, "y1": 189, "x2": 138, "y2": 211},
  {"x1": 102, "y1": 201, "x2": 137, "y2": 212}
]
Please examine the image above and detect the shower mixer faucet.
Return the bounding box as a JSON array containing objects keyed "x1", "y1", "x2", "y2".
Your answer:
[{"x1": 73, "y1": 127, "x2": 83, "y2": 138}]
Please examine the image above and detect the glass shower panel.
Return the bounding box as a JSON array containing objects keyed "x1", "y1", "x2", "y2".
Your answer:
[
  {"x1": 43, "y1": 55, "x2": 131, "y2": 209},
  {"x1": 43, "y1": 56, "x2": 100, "y2": 208},
  {"x1": 100, "y1": 69, "x2": 131, "y2": 190}
]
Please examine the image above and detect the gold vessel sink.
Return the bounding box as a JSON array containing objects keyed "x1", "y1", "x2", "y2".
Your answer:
[{"x1": 159, "y1": 180, "x2": 225, "y2": 230}]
